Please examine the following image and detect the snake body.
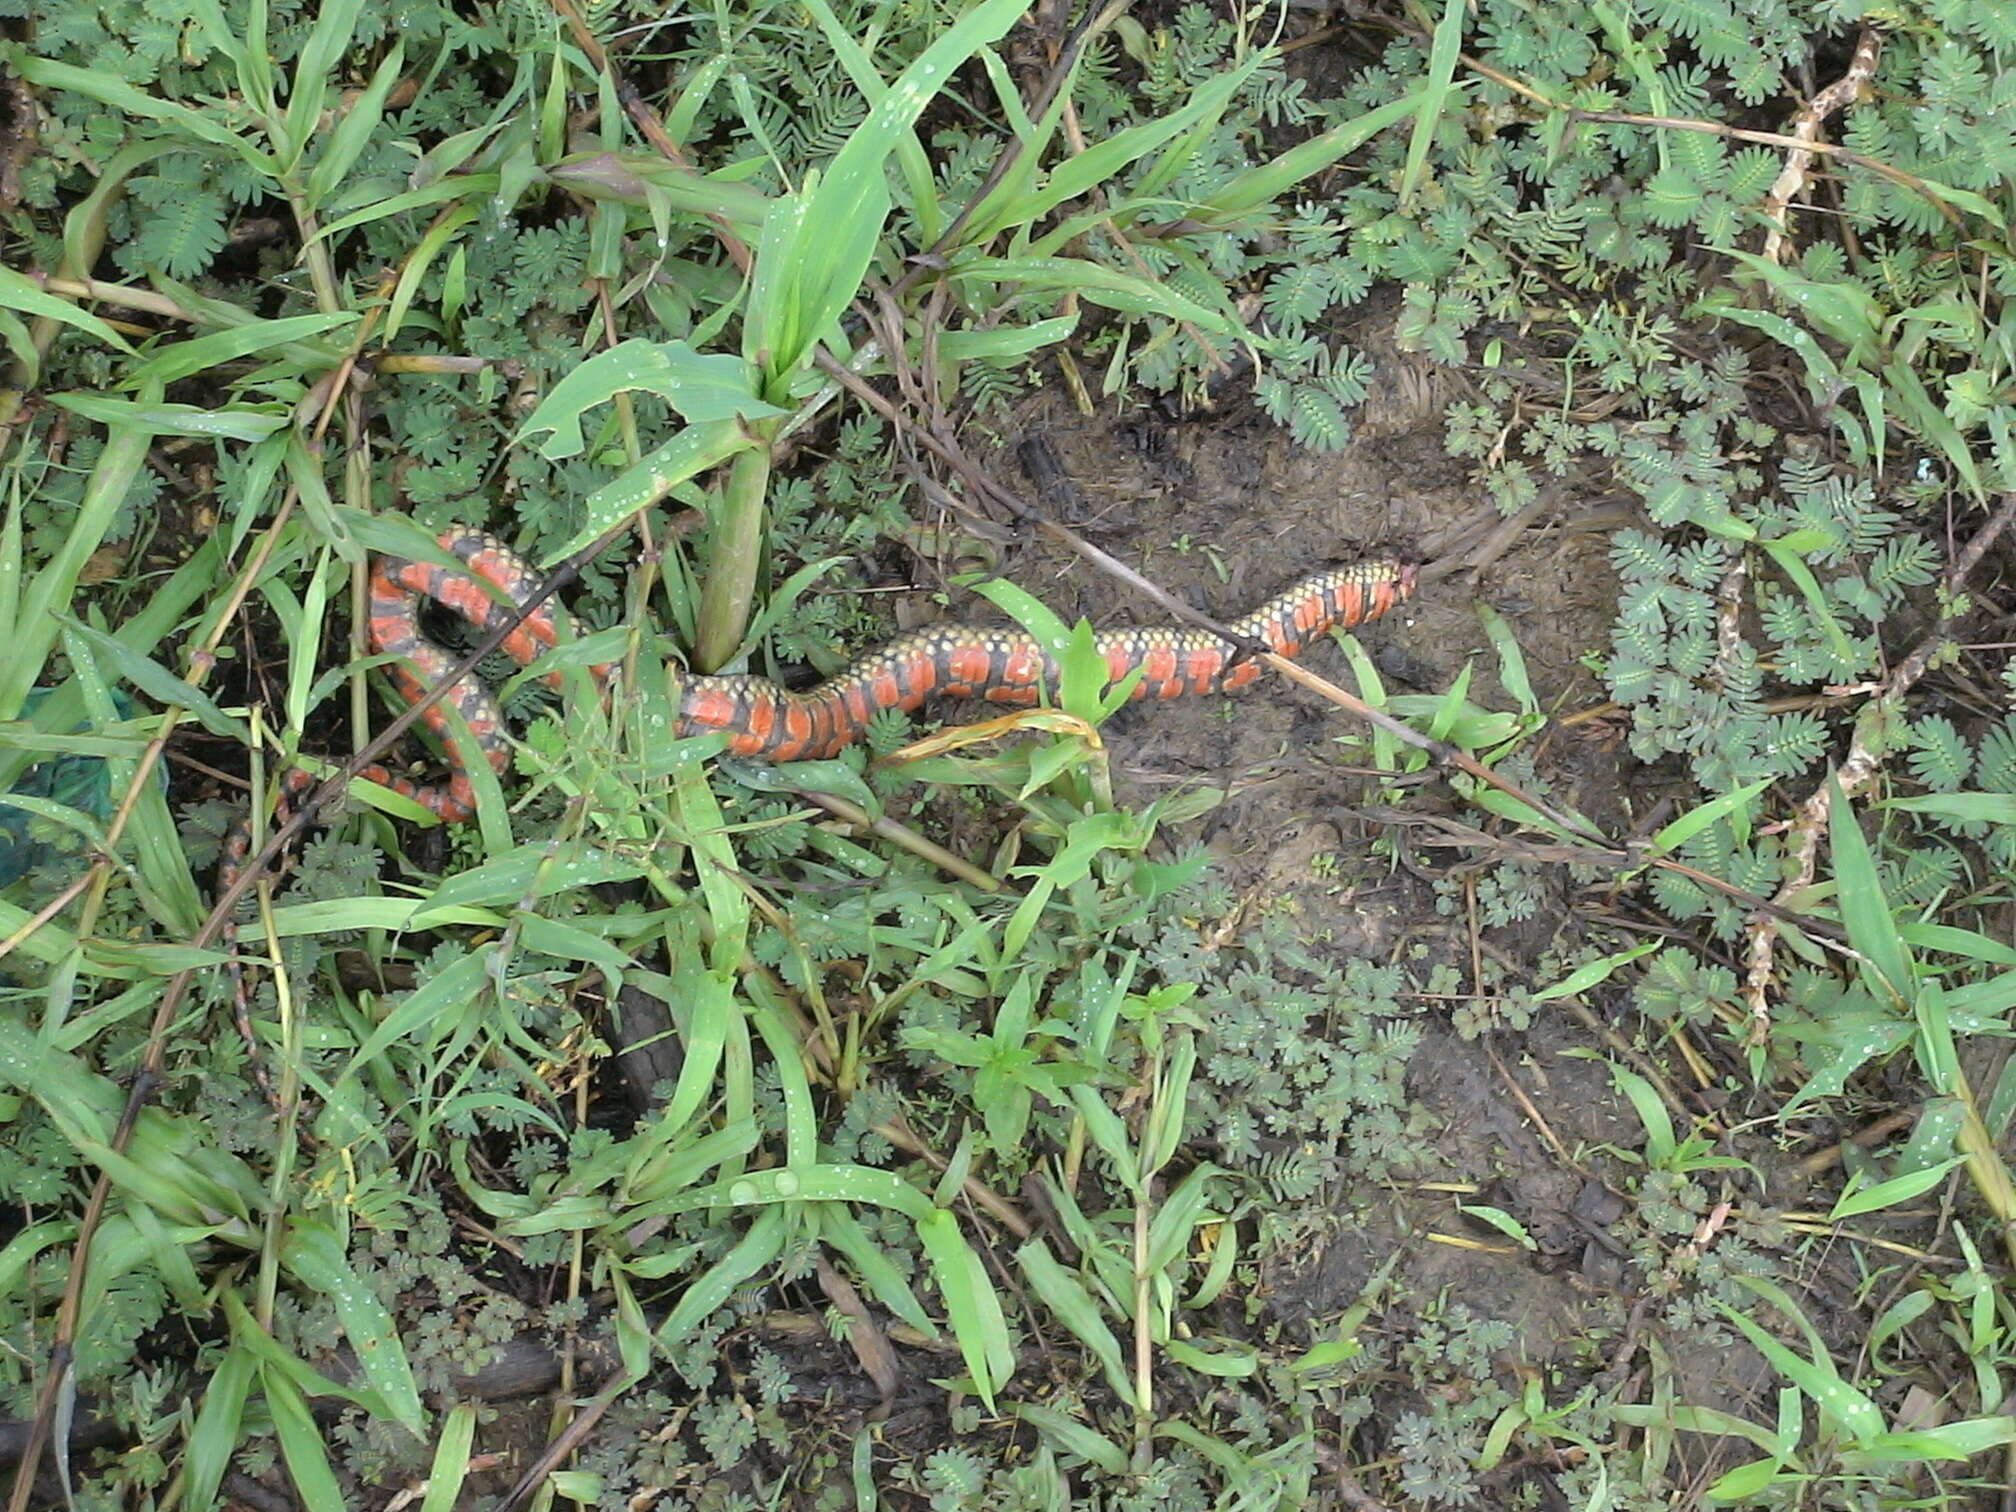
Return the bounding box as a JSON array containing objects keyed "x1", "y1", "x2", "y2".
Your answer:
[{"x1": 220, "y1": 532, "x2": 1416, "y2": 872}]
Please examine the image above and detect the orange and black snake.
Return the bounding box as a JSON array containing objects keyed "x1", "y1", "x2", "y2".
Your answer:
[{"x1": 218, "y1": 530, "x2": 1417, "y2": 888}]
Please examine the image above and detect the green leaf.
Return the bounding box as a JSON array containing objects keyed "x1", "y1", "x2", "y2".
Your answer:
[
  {"x1": 1651, "y1": 778, "x2": 1774, "y2": 855},
  {"x1": 281, "y1": 0, "x2": 368, "y2": 163},
  {"x1": 745, "y1": 0, "x2": 1027, "y2": 381},
  {"x1": 58, "y1": 617, "x2": 246, "y2": 741},
  {"x1": 0, "y1": 267, "x2": 136, "y2": 353},
  {"x1": 918, "y1": 1210, "x2": 1014, "y2": 1408},
  {"x1": 519, "y1": 340, "x2": 784, "y2": 459},
  {"x1": 263, "y1": 1365, "x2": 350, "y2": 1512},
  {"x1": 951, "y1": 255, "x2": 1239, "y2": 334},
  {"x1": 419, "y1": 1404, "x2": 480, "y2": 1512},
  {"x1": 1533, "y1": 941, "x2": 1660, "y2": 1001},
  {"x1": 1850, "y1": 1416, "x2": 2016, "y2": 1463},
  {"x1": 6, "y1": 47, "x2": 273, "y2": 170},
  {"x1": 306, "y1": 41, "x2": 405, "y2": 206},
  {"x1": 1828, "y1": 1157, "x2": 1963, "y2": 1220},
  {"x1": 656, "y1": 1205, "x2": 789, "y2": 1346},
  {"x1": 1607, "y1": 1062, "x2": 1677, "y2": 1166},
  {"x1": 1883, "y1": 793, "x2": 2016, "y2": 825},
  {"x1": 1200, "y1": 88, "x2": 1423, "y2": 222},
  {"x1": 1006, "y1": 1401, "x2": 1128, "y2": 1475},
  {"x1": 48, "y1": 393, "x2": 286, "y2": 441},
  {"x1": 935, "y1": 315, "x2": 1080, "y2": 361},
  {"x1": 1164, "y1": 1337, "x2": 1260, "y2": 1377},
  {"x1": 1399, "y1": 0, "x2": 1468, "y2": 210},
  {"x1": 1017, "y1": 1238, "x2": 1131, "y2": 1399},
  {"x1": 121, "y1": 313, "x2": 358, "y2": 390},
  {"x1": 282, "y1": 1224, "x2": 426, "y2": 1436},
  {"x1": 1827, "y1": 776, "x2": 1915, "y2": 1004},
  {"x1": 545, "y1": 419, "x2": 756, "y2": 567},
  {"x1": 1722, "y1": 1283, "x2": 1885, "y2": 1442},
  {"x1": 1456, "y1": 1204, "x2": 1538, "y2": 1249},
  {"x1": 185, "y1": 1339, "x2": 258, "y2": 1511}
]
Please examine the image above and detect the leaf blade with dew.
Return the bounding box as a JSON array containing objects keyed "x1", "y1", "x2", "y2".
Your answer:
[
  {"x1": 1849, "y1": 1417, "x2": 2016, "y2": 1465},
  {"x1": 1718, "y1": 1297, "x2": 1886, "y2": 1444},
  {"x1": 544, "y1": 418, "x2": 756, "y2": 567},
  {"x1": 48, "y1": 393, "x2": 287, "y2": 442},
  {"x1": 654, "y1": 1204, "x2": 790, "y2": 1349},
  {"x1": 796, "y1": 0, "x2": 941, "y2": 239},
  {"x1": 1694, "y1": 300, "x2": 1842, "y2": 398},
  {"x1": 517, "y1": 339, "x2": 784, "y2": 461},
  {"x1": 420, "y1": 1404, "x2": 482, "y2": 1512},
  {"x1": 281, "y1": 1223, "x2": 426, "y2": 1436},
  {"x1": 934, "y1": 314, "x2": 1083, "y2": 362}
]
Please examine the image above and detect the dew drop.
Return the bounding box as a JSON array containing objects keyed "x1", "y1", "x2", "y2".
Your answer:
[
  {"x1": 772, "y1": 1170, "x2": 799, "y2": 1198},
  {"x1": 729, "y1": 1180, "x2": 758, "y2": 1204}
]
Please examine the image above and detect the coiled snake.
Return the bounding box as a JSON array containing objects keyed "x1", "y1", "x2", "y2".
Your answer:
[{"x1": 220, "y1": 530, "x2": 1416, "y2": 886}]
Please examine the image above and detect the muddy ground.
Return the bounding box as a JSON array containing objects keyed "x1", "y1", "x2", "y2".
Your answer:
[{"x1": 919, "y1": 330, "x2": 1776, "y2": 1494}]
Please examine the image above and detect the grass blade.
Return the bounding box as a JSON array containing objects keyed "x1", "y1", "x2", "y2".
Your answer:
[{"x1": 1399, "y1": 0, "x2": 1469, "y2": 210}]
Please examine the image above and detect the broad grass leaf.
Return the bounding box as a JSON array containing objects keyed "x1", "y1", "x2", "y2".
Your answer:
[
  {"x1": 420, "y1": 1404, "x2": 480, "y2": 1512},
  {"x1": 655, "y1": 1205, "x2": 790, "y2": 1346},
  {"x1": 952, "y1": 255, "x2": 1240, "y2": 334},
  {"x1": 1018, "y1": 1238, "x2": 1130, "y2": 1399},
  {"x1": 1829, "y1": 1156, "x2": 1963, "y2": 1220},
  {"x1": 0, "y1": 268, "x2": 136, "y2": 353},
  {"x1": 121, "y1": 313, "x2": 358, "y2": 390},
  {"x1": 749, "y1": 0, "x2": 1027, "y2": 381},
  {"x1": 1826, "y1": 776, "x2": 1915, "y2": 1003},
  {"x1": 919, "y1": 1207, "x2": 1013, "y2": 1407},
  {"x1": 1007, "y1": 1401, "x2": 1128, "y2": 1475},
  {"x1": 519, "y1": 340, "x2": 782, "y2": 460},
  {"x1": 1400, "y1": 0, "x2": 1469, "y2": 210},
  {"x1": 549, "y1": 419, "x2": 756, "y2": 567},
  {"x1": 263, "y1": 1366, "x2": 350, "y2": 1512},
  {"x1": 282, "y1": 1223, "x2": 426, "y2": 1436},
  {"x1": 48, "y1": 393, "x2": 285, "y2": 441},
  {"x1": 1199, "y1": 88, "x2": 1422, "y2": 222},
  {"x1": 185, "y1": 1339, "x2": 257, "y2": 1511}
]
